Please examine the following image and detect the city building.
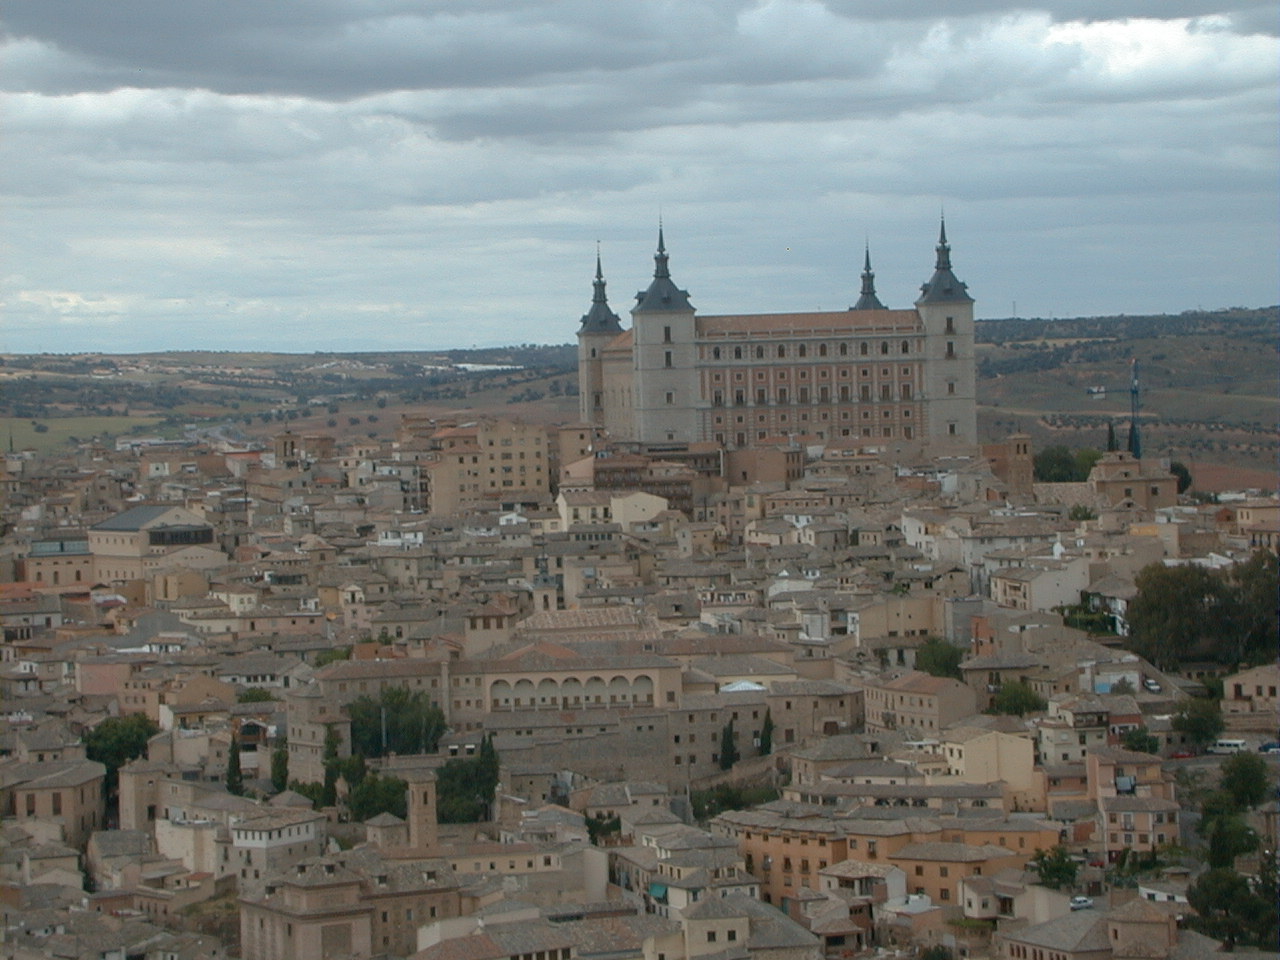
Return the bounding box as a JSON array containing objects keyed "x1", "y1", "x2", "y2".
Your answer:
[{"x1": 577, "y1": 225, "x2": 977, "y2": 450}]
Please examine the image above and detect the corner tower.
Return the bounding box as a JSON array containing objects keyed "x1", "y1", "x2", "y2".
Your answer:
[
  {"x1": 630, "y1": 227, "x2": 699, "y2": 444},
  {"x1": 576, "y1": 250, "x2": 623, "y2": 427},
  {"x1": 851, "y1": 245, "x2": 886, "y2": 310},
  {"x1": 915, "y1": 219, "x2": 977, "y2": 446}
]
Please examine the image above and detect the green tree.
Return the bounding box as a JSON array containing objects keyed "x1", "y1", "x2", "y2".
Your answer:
[
  {"x1": 1073, "y1": 448, "x2": 1102, "y2": 479},
  {"x1": 238, "y1": 687, "x2": 277, "y2": 703},
  {"x1": 1121, "y1": 727, "x2": 1160, "y2": 754},
  {"x1": 915, "y1": 637, "x2": 963, "y2": 680},
  {"x1": 1218, "y1": 752, "x2": 1269, "y2": 810},
  {"x1": 436, "y1": 749, "x2": 500, "y2": 824},
  {"x1": 271, "y1": 745, "x2": 290, "y2": 793},
  {"x1": 348, "y1": 774, "x2": 408, "y2": 822},
  {"x1": 1221, "y1": 551, "x2": 1280, "y2": 665},
  {"x1": 1110, "y1": 677, "x2": 1135, "y2": 695},
  {"x1": 1030, "y1": 845, "x2": 1078, "y2": 890},
  {"x1": 719, "y1": 719, "x2": 740, "y2": 770},
  {"x1": 1172, "y1": 698, "x2": 1223, "y2": 750},
  {"x1": 288, "y1": 780, "x2": 326, "y2": 807},
  {"x1": 315, "y1": 646, "x2": 351, "y2": 667},
  {"x1": 988, "y1": 682, "x2": 1047, "y2": 716},
  {"x1": 321, "y1": 725, "x2": 342, "y2": 807},
  {"x1": 920, "y1": 947, "x2": 953, "y2": 960},
  {"x1": 1128, "y1": 564, "x2": 1227, "y2": 669},
  {"x1": 1105, "y1": 421, "x2": 1118, "y2": 453},
  {"x1": 85, "y1": 714, "x2": 160, "y2": 790},
  {"x1": 1205, "y1": 814, "x2": 1258, "y2": 869},
  {"x1": 758, "y1": 709, "x2": 774, "y2": 756},
  {"x1": 226, "y1": 735, "x2": 245, "y2": 796},
  {"x1": 1187, "y1": 869, "x2": 1252, "y2": 947},
  {"x1": 349, "y1": 688, "x2": 446, "y2": 758},
  {"x1": 1169, "y1": 461, "x2": 1192, "y2": 494},
  {"x1": 1033, "y1": 445, "x2": 1078, "y2": 482},
  {"x1": 1067, "y1": 504, "x2": 1097, "y2": 522}
]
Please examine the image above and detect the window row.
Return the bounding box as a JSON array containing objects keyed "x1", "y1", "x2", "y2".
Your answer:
[{"x1": 710, "y1": 340, "x2": 914, "y2": 360}]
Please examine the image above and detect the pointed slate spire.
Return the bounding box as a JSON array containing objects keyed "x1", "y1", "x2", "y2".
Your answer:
[
  {"x1": 634, "y1": 224, "x2": 693, "y2": 313},
  {"x1": 917, "y1": 217, "x2": 972, "y2": 304},
  {"x1": 578, "y1": 246, "x2": 623, "y2": 335},
  {"x1": 851, "y1": 244, "x2": 887, "y2": 310}
]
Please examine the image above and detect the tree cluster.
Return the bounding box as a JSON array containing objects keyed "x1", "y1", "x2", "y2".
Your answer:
[
  {"x1": 988, "y1": 681, "x2": 1047, "y2": 716},
  {"x1": 1029, "y1": 845, "x2": 1078, "y2": 890},
  {"x1": 1032, "y1": 445, "x2": 1102, "y2": 483},
  {"x1": 436, "y1": 736, "x2": 500, "y2": 824},
  {"x1": 1127, "y1": 552, "x2": 1278, "y2": 668},
  {"x1": 85, "y1": 714, "x2": 159, "y2": 791},
  {"x1": 914, "y1": 637, "x2": 963, "y2": 680},
  {"x1": 348, "y1": 688, "x2": 446, "y2": 759}
]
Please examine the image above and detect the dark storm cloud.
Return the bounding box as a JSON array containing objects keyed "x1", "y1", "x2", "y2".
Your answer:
[{"x1": 0, "y1": 1, "x2": 1275, "y2": 352}]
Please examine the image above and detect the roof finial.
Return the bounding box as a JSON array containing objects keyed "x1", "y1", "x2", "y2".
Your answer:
[
  {"x1": 935, "y1": 215, "x2": 952, "y2": 271},
  {"x1": 852, "y1": 241, "x2": 886, "y2": 310},
  {"x1": 653, "y1": 221, "x2": 670, "y2": 279},
  {"x1": 595, "y1": 241, "x2": 603, "y2": 281}
]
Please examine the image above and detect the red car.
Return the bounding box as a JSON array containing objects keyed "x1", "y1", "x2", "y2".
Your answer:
[{"x1": 1169, "y1": 751, "x2": 1195, "y2": 759}]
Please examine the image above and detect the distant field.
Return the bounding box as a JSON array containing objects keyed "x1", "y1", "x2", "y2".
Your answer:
[{"x1": 1, "y1": 415, "x2": 165, "y2": 453}]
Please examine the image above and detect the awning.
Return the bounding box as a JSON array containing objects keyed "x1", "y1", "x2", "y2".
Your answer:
[{"x1": 648, "y1": 882, "x2": 668, "y2": 901}]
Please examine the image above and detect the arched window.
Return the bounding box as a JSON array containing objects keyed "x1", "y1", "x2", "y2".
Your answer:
[
  {"x1": 712, "y1": 347, "x2": 721, "y2": 359},
  {"x1": 798, "y1": 344, "x2": 807, "y2": 358},
  {"x1": 859, "y1": 342, "x2": 869, "y2": 356},
  {"x1": 777, "y1": 345, "x2": 787, "y2": 358},
  {"x1": 839, "y1": 343, "x2": 848, "y2": 356},
  {"x1": 901, "y1": 341, "x2": 910, "y2": 354},
  {"x1": 819, "y1": 344, "x2": 828, "y2": 357},
  {"x1": 880, "y1": 341, "x2": 889, "y2": 355},
  {"x1": 734, "y1": 346, "x2": 743, "y2": 359},
  {"x1": 756, "y1": 346, "x2": 764, "y2": 359}
]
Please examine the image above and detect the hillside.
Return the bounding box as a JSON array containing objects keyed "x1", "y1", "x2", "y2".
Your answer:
[{"x1": 1, "y1": 307, "x2": 1275, "y2": 486}]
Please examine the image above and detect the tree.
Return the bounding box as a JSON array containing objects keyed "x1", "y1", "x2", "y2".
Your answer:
[
  {"x1": 989, "y1": 682, "x2": 1047, "y2": 716},
  {"x1": 1187, "y1": 868, "x2": 1252, "y2": 948},
  {"x1": 1122, "y1": 727, "x2": 1160, "y2": 754},
  {"x1": 349, "y1": 688, "x2": 446, "y2": 759},
  {"x1": 1029, "y1": 845, "x2": 1078, "y2": 890},
  {"x1": 915, "y1": 637, "x2": 963, "y2": 680},
  {"x1": 920, "y1": 947, "x2": 952, "y2": 960},
  {"x1": 348, "y1": 774, "x2": 408, "y2": 822},
  {"x1": 1073, "y1": 448, "x2": 1102, "y2": 479},
  {"x1": 1205, "y1": 813, "x2": 1258, "y2": 868},
  {"x1": 720, "y1": 719, "x2": 740, "y2": 770},
  {"x1": 1106, "y1": 421, "x2": 1118, "y2": 452},
  {"x1": 1172, "y1": 698, "x2": 1223, "y2": 750},
  {"x1": 315, "y1": 646, "x2": 351, "y2": 667},
  {"x1": 758, "y1": 709, "x2": 774, "y2": 756},
  {"x1": 271, "y1": 745, "x2": 290, "y2": 793},
  {"x1": 1169, "y1": 461, "x2": 1192, "y2": 494},
  {"x1": 1221, "y1": 551, "x2": 1280, "y2": 665},
  {"x1": 1218, "y1": 752, "x2": 1269, "y2": 810},
  {"x1": 1033, "y1": 445, "x2": 1078, "y2": 482},
  {"x1": 1110, "y1": 677, "x2": 1135, "y2": 695},
  {"x1": 238, "y1": 687, "x2": 277, "y2": 703},
  {"x1": 321, "y1": 725, "x2": 342, "y2": 807},
  {"x1": 1128, "y1": 564, "x2": 1226, "y2": 669},
  {"x1": 436, "y1": 748, "x2": 500, "y2": 824},
  {"x1": 85, "y1": 714, "x2": 160, "y2": 790},
  {"x1": 226, "y1": 734, "x2": 245, "y2": 796}
]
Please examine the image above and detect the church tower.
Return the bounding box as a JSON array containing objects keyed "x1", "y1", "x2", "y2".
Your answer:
[
  {"x1": 630, "y1": 227, "x2": 699, "y2": 444},
  {"x1": 915, "y1": 219, "x2": 977, "y2": 446},
  {"x1": 576, "y1": 250, "x2": 623, "y2": 427}
]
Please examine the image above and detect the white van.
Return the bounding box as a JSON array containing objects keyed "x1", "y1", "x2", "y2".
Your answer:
[{"x1": 1208, "y1": 738, "x2": 1247, "y2": 754}]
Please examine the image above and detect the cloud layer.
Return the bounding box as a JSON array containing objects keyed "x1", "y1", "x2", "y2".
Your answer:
[{"x1": 2, "y1": 1, "x2": 1276, "y2": 352}]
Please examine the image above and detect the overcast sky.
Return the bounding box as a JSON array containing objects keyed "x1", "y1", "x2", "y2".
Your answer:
[{"x1": 1, "y1": 1, "x2": 1276, "y2": 354}]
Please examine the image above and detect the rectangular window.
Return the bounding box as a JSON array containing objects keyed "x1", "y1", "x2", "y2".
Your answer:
[{"x1": 664, "y1": 350, "x2": 672, "y2": 367}]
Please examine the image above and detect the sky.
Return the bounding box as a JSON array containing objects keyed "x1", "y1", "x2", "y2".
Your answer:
[{"x1": 1, "y1": 1, "x2": 1276, "y2": 354}]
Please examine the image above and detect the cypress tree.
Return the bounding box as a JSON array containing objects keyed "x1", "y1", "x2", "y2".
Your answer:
[{"x1": 226, "y1": 734, "x2": 244, "y2": 796}]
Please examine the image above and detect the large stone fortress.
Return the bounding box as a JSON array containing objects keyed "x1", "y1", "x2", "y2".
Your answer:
[{"x1": 577, "y1": 223, "x2": 977, "y2": 451}]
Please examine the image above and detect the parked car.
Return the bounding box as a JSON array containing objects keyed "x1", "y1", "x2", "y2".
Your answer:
[
  {"x1": 1170, "y1": 750, "x2": 1196, "y2": 759},
  {"x1": 1259, "y1": 742, "x2": 1280, "y2": 754},
  {"x1": 1070, "y1": 896, "x2": 1095, "y2": 911},
  {"x1": 1143, "y1": 678, "x2": 1162, "y2": 692}
]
